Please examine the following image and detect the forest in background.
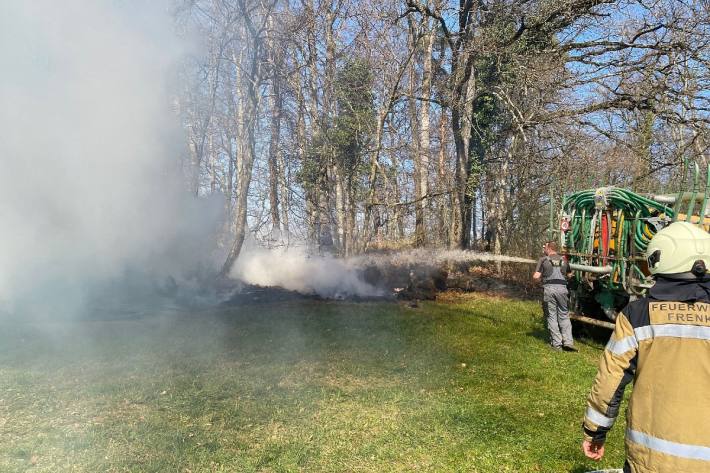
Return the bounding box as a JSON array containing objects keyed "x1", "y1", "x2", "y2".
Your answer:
[{"x1": 173, "y1": 0, "x2": 710, "y2": 271}]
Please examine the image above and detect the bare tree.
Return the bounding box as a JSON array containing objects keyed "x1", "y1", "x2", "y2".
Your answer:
[{"x1": 175, "y1": 0, "x2": 710, "y2": 269}]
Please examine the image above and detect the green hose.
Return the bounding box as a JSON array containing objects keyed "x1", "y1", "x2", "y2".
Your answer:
[
  {"x1": 562, "y1": 186, "x2": 676, "y2": 298},
  {"x1": 687, "y1": 162, "x2": 700, "y2": 219},
  {"x1": 699, "y1": 164, "x2": 710, "y2": 228}
]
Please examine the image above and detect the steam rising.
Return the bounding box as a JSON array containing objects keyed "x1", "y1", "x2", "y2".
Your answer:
[
  {"x1": 232, "y1": 245, "x2": 383, "y2": 298},
  {"x1": 233, "y1": 246, "x2": 535, "y2": 298},
  {"x1": 0, "y1": 1, "x2": 221, "y2": 317}
]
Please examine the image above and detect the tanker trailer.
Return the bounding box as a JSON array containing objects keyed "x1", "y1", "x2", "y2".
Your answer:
[{"x1": 559, "y1": 164, "x2": 710, "y2": 328}]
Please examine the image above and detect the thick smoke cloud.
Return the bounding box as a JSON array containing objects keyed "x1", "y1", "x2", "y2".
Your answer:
[
  {"x1": 231, "y1": 243, "x2": 383, "y2": 299},
  {"x1": 0, "y1": 1, "x2": 221, "y2": 318}
]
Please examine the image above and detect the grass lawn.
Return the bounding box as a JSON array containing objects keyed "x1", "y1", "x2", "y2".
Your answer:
[{"x1": 0, "y1": 293, "x2": 627, "y2": 472}]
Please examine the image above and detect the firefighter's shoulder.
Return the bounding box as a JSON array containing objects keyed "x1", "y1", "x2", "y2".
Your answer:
[{"x1": 618, "y1": 297, "x2": 650, "y2": 328}]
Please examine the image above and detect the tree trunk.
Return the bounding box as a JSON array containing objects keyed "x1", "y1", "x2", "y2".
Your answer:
[
  {"x1": 266, "y1": 15, "x2": 282, "y2": 237},
  {"x1": 390, "y1": 150, "x2": 405, "y2": 240},
  {"x1": 488, "y1": 135, "x2": 514, "y2": 273},
  {"x1": 346, "y1": 178, "x2": 357, "y2": 256},
  {"x1": 220, "y1": 10, "x2": 265, "y2": 277},
  {"x1": 187, "y1": 132, "x2": 200, "y2": 196},
  {"x1": 416, "y1": 17, "x2": 434, "y2": 246},
  {"x1": 278, "y1": 138, "x2": 290, "y2": 240},
  {"x1": 334, "y1": 163, "x2": 347, "y2": 255},
  {"x1": 267, "y1": 74, "x2": 282, "y2": 236},
  {"x1": 221, "y1": 116, "x2": 257, "y2": 277},
  {"x1": 294, "y1": 82, "x2": 314, "y2": 249},
  {"x1": 209, "y1": 132, "x2": 217, "y2": 193},
  {"x1": 437, "y1": 109, "x2": 450, "y2": 244},
  {"x1": 460, "y1": 65, "x2": 477, "y2": 249},
  {"x1": 449, "y1": 52, "x2": 474, "y2": 248},
  {"x1": 326, "y1": 11, "x2": 341, "y2": 253},
  {"x1": 305, "y1": 0, "x2": 326, "y2": 251},
  {"x1": 226, "y1": 134, "x2": 235, "y2": 223},
  {"x1": 362, "y1": 113, "x2": 383, "y2": 250},
  {"x1": 407, "y1": 16, "x2": 425, "y2": 247},
  {"x1": 450, "y1": 105, "x2": 467, "y2": 247}
]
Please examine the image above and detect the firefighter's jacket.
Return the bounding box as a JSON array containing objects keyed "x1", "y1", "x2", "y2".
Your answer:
[{"x1": 583, "y1": 277, "x2": 710, "y2": 473}]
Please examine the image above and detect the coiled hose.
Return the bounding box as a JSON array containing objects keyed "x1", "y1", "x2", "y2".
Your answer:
[{"x1": 563, "y1": 188, "x2": 674, "y2": 292}]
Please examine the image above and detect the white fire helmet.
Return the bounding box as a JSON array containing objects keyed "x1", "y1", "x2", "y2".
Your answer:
[{"x1": 646, "y1": 221, "x2": 710, "y2": 276}]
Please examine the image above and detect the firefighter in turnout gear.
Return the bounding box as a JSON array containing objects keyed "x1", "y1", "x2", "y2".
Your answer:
[
  {"x1": 582, "y1": 221, "x2": 710, "y2": 472},
  {"x1": 533, "y1": 241, "x2": 577, "y2": 351}
]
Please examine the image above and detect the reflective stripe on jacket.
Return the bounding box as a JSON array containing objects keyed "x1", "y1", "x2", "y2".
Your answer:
[{"x1": 583, "y1": 277, "x2": 710, "y2": 473}]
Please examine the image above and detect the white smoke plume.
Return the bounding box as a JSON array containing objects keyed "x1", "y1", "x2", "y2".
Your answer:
[
  {"x1": 0, "y1": 1, "x2": 222, "y2": 318},
  {"x1": 231, "y1": 244, "x2": 535, "y2": 299},
  {"x1": 231, "y1": 243, "x2": 384, "y2": 299}
]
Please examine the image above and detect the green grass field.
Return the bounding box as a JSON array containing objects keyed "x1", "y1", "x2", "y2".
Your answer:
[{"x1": 0, "y1": 294, "x2": 627, "y2": 472}]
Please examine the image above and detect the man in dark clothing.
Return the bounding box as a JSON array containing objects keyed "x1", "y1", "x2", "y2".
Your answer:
[{"x1": 533, "y1": 241, "x2": 577, "y2": 351}]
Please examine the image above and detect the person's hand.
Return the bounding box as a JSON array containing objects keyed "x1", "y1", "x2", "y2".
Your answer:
[{"x1": 582, "y1": 439, "x2": 605, "y2": 460}]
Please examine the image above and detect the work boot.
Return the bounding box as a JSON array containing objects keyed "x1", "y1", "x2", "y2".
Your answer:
[{"x1": 562, "y1": 344, "x2": 579, "y2": 352}]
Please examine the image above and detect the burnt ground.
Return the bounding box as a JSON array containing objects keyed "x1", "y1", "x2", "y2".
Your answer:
[
  {"x1": 223, "y1": 261, "x2": 539, "y2": 306},
  {"x1": 361, "y1": 259, "x2": 539, "y2": 301},
  {"x1": 224, "y1": 284, "x2": 323, "y2": 305}
]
